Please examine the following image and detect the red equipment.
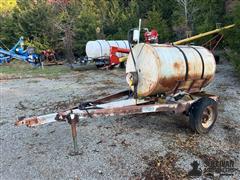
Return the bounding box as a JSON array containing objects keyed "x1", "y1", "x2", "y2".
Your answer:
[
  {"x1": 109, "y1": 29, "x2": 159, "y2": 67},
  {"x1": 41, "y1": 49, "x2": 58, "y2": 65},
  {"x1": 144, "y1": 29, "x2": 159, "y2": 44},
  {"x1": 109, "y1": 46, "x2": 130, "y2": 66}
]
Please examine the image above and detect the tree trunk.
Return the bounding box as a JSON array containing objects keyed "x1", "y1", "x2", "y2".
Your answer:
[{"x1": 63, "y1": 26, "x2": 75, "y2": 64}]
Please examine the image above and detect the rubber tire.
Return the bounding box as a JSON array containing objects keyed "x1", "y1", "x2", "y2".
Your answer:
[
  {"x1": 119, "y1": 62, "x2": 126, "y2": 69},
  {"x1": 96, "y1": 64, "x2": 105, "y2": 68},
  {"x1": 214, "y1": 55, "x2": 220, "y2": 64},
  {"x1": 189, "y1": 97, "x2": 218, "y2": 134}
]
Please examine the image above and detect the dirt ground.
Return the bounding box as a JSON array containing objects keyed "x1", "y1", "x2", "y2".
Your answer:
[{"x1": 0, "y1": 60, "x2": 239, "y2": 180}]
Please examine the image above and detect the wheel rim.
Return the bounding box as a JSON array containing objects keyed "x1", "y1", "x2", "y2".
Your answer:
[{"x1": 201, "y1": 105, "x2": 215, "y2": 129}]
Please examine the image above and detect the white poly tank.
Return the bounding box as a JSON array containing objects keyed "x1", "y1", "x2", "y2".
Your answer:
[
  {"x1": 86, "y1": 40, "x2": 130, "y2": 59},
  {"x1": 126, "y1": 43, "x2": 216, "y2": 97}
]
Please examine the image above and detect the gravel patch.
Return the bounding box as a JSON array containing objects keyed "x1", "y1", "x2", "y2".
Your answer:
[{"x1": 0, "y1": 61, "x2": 239, "y2": 179}]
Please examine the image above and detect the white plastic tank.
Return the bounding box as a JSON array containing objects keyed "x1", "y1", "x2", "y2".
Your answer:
[
  {"x1": 126, "y1": 43, "x2": 216, "y2": 97},
  {"x1": 86, "y1": 40, "x2": 129, "y2": 59}
]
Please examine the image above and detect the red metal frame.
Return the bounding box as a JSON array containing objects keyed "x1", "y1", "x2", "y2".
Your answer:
[
  {"x1": 202, "y1": 34, "x2": 224, "y2": 52},
  {"x1": 109, "y1": 46, "x2": 130, "y2": 65}
]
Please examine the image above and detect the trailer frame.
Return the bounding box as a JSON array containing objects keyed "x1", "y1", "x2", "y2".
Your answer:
[{"x1": 15, "y1": 90, "x2": 218, "y2": 155}]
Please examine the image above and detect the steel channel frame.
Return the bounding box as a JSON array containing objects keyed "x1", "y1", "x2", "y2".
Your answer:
[{"x1": 15, "y1": 90, "x2": 218, "y2": 154}]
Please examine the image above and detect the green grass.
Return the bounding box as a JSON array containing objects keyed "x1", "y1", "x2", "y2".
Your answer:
[{"x1": 0, "y1": 61, "x2": 71, "y2": 79}]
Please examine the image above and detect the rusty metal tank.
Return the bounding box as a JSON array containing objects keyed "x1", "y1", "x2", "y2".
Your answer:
[{"x1": 126, "y1": 43, "x2": 216, "y2": 97}]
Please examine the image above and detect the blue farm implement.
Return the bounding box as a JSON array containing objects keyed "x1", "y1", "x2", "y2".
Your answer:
[{"x1": 0, "y1": 37, "x2": 42, "y2": 66}]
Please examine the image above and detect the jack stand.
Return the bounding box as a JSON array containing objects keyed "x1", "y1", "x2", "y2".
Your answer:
[{"x1": 67, "y1": 112, "x2": 83, "y2": 156}]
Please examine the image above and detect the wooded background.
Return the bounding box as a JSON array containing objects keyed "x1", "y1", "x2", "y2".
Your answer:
[{"x1": 0, "y1": 0, "x2": 239, "y2": 70}]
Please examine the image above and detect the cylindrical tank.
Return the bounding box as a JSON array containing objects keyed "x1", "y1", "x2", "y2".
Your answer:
[
  {"x1": 126, "y1": 43, "x2": 216, "y2": 97},
  {"x1": 86, "y1": 40, "x2": 130, "y2": 59}
]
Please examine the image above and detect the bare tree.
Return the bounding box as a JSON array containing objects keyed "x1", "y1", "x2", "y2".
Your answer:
[
  {"x1": 63, "y1": 25, "x2": 75, "y2": 64},
  {"x1": 52, "y1": 1, "x2": 75, "y2": 64},
  {"x1": 175, "y1": 0, "x2": 199, "y2": 36},
  {"x1": 176, "y1": 0, "x2": 189, "y2": 28}
]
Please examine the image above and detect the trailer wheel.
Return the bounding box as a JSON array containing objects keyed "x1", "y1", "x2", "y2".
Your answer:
[
  {"x1": 96, "y1": 64, "x2": 104, "y2": 68},
  {"x1": 189, "y1": 97, "x2": 217, "y2": 134},
  {"x1": 119, "y1": 62, "x2": 126, "y2": 69},
  {"x1": 214, "y1": 55, "x2": 220, "y2": 64}
]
